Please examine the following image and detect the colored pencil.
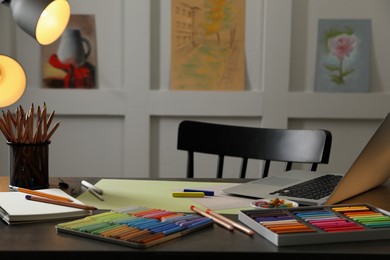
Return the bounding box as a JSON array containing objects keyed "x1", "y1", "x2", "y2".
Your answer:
[
  {"x1": 10, "y1": 186, "x2": 73, "y2": 202},
  {"x1": 206, "y1": 208, "x2": 254, "y2": 236},
  {"x1": 25, "y1": 195, "x2": 97, "y2": 210}
]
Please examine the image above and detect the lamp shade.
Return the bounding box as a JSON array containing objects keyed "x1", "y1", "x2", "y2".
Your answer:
[
  {"x1": 7, "y1": 0, "x2": 70, "y2": 45},
  {"x1": 0, "y1": 55, "x2": 26, "y2": 107}
]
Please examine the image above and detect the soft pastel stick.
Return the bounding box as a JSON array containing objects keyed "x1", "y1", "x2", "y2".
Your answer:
[
  {"x1": 159, "y1": 213, "x2": 185, "y2": 221},
  {"x1": 150, "y1": 222, "x2": 178, "y2": 233},
  {"x1": 324, "y1": 226, "x2": 365, "y2": 232},
  {"x1": 273, "y1": 229, "x2": 316, "y2": 234},
  {"x1": 364, "y1": 222, "x2": 390, "y2": 227},
  {"x1": 172, "y1": 192, "x2": 205, "y2": 197},
  {"x1": 162, "y1": 214, "x2": 198, "y2": 222},
  {"x1": 138, "y1": 233, "x2": 165, "y2": 243},
  {"x1": 139, "y1": 220, "x2": 172, "y2": 230},
  {"x1": 142, "y1": 211, "x2": 175, "y2": 219},
  {"x1": 100, "y1": 225, "x2": 130, "y2": 237},
  {"x1": 162, "y1": 225, "x2": 186, "y2": 235},
  {"x1": 121, "y1": 229, "x2": 150, "y2": 241},
  {"x1": 114, "y1": 228, "x2": 140, "y2": 239},
  {"x1": 133, "y1": 209, "x2": 163, "y2": 217},
  {"x1": 332, "y1": 206, "x2": 369, "y2": 211},
  {"x1": 91, "y1": 223, "x2": 123, "y2": 235},
  {"x1": 183, "y1": 189, "x2": 214, "y2": 196},
  {"x1": 185, "y1": 218, "x2": 213, "y2": 228}
]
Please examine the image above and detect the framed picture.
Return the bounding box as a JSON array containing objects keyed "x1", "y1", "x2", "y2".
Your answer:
[
  {"x1": 41, "y1": 14, "x2": 97, "y2": 89},
  {"x1": 170, "y1": 0, "x2": 245, "y2": 91},
  {"x1": 314, "y1": 19, "x2": 371, "y2": 93}
]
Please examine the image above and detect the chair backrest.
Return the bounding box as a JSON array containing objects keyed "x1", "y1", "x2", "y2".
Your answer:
[{"x1": 177, "y1": 120, "x2": 332, "y2": 178}]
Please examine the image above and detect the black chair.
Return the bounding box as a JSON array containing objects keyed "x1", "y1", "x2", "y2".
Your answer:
[{"x1": 177, "y1": 120, "x2": 332, "y2": 178}]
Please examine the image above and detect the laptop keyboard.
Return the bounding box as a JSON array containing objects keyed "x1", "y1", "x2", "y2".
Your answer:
[{"x1": 269, "y1": 174, "x2": 343, "y2": 200}]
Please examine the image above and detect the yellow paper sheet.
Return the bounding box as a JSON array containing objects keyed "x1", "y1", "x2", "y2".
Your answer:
[{"x1": 76, "y1": 179, "x2": 254, "y2": 214}]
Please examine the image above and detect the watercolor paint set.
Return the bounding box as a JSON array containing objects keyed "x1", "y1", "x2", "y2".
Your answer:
[
  {"x1": 238, "y1": 203, "x2": 390, "y2": 246},
  {"x1": 56, "y1": 205, "x2": 213, "y2": 248}
]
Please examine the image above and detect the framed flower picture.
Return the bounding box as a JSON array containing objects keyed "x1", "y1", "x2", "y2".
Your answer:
[{"x1": 314, "y1": 19, "x2": 371, "y2": 92}]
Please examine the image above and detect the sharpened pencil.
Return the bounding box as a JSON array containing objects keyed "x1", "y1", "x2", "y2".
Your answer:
[
  {"x1": 190, "y1": 205, "x2": 234, "y2": 231},
  {"x1": 206, "y1": 208, "x2": 254, "y2": 236},
  {"x1": 25, "y1": 195, "x2": 97, "y2": 211},
  {"x1": 10, "y1": 186, "x2": 73, "y2": 202}
]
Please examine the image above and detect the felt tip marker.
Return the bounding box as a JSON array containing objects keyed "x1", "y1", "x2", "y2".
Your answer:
[
  {"x1": 88, "y1": 187, "x2": 104, "y2": 201},
  {"x1": 81, "y1": 180, "x2": 104, "y2": 195}
]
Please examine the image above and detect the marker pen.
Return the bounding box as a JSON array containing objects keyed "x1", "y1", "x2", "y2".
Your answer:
[
  {"x1": 88, "y1": 187, "x2": 104, "y2": 201},
  {"x1": 81, "y1": 180, "x2": 104, "y2": 195}
]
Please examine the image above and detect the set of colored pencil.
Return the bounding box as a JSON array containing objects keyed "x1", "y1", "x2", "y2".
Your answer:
[
  {"x1": 0, "y1": 103, "x2": 60, "y2": 144},
  {"x1": 57, "y1": 207, "x2": 213, "y2": 246}
]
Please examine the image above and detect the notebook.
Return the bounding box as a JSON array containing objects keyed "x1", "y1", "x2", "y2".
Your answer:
[
  {"x1": 222, "y1": 113, "x2": 390, "y2": 206},
  {"x1": 0, "y1": 188, "x2": 92, "y2": 225}
]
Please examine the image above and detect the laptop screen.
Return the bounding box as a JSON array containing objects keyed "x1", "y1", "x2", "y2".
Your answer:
[{"x1": 325, "y1": 113, "x2": 390, "y2": 204}]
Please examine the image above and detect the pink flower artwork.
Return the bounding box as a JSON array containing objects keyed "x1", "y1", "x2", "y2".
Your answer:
[
  {"x1": 315, "y1": 19, "x2": 371, "y2": 93},
  {"x1": 325, "y1": 33, "x2": 357, "y2": 84}
]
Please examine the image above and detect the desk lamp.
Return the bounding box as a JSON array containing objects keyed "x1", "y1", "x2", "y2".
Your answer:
[
  {"x1": 0, "y1": 0, "x2": 70, "y2": 108},
  {"x1": 0, "y1": 55, "x2": 26, "y2": 107},
  {"x1": 1, "y1": 0, "x2": 71, "y2": 45}
]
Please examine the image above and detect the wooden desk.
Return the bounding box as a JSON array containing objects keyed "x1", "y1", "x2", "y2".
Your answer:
[{"x1": 1, "y1": 176, "x2": 390, "y2": 258}]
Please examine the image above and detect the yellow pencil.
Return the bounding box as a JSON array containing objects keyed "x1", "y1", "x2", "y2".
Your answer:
[{"x1": 10, "y1": 186, "x2": 73, "y2": 202}]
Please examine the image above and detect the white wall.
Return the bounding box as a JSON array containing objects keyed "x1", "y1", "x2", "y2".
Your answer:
[{"x1": 0, "y1": 0, "x2": 389, "y2": 179}]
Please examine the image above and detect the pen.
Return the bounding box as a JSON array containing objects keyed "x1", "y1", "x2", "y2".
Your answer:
[
  {"x1": 183, "y1": 189, "x2": 214, "y2": 196},
  {"x1": 88, "y1": 187, "x2": 104, "y2": 201},
  {"x1": 9, "y1": 185, "x2": 73, "y2": 202},
  {"x1": 81, "y1": 180, "x2": 104, "y2": 195},
  {"x1": 25, "y1": 195, "x2": 97, "y2": 210},
  {"x1": 172, "y1": 192, "x2": 204, "y2": 198},
  {"x1": 190, "y1": 205, "x2": 234, "y2": 231},
  {"x1": 206, "y1": 208, "x2": 254, "y2": 236}
]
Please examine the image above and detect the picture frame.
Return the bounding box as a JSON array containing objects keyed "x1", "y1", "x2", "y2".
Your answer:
[
  {"x1": 170, "y1": 0, "x2": 245, "y2": 91},
  {"x1": 314, "y1": 19, "x2": 371, "y2": 93},
  {"x1": 41, "y1": 14, "x2": 98, "y2": 89}
]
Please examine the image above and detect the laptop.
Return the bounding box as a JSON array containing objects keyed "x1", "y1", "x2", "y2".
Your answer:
[{"x1": 222, "y1": 113, "x2": 390, "y2": 206}]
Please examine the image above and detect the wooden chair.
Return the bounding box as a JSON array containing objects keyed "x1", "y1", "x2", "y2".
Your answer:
[{"x1": 177, "y1": 120, "x2": 332, "y2": 178}]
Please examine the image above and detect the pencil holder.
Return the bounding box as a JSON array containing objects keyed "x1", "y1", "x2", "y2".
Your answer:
[{"x1": 7, "y1": 142, "x2": 50, "y2": 190}]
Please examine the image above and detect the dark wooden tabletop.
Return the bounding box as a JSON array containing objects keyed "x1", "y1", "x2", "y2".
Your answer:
[{"x1": 1, "y1": 176, "x2": 390, "y2": 258}]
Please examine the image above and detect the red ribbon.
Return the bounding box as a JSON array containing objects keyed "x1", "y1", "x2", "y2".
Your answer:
[{"x1": 49, "y1": 54, "x2": 93, "y2": 88}]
